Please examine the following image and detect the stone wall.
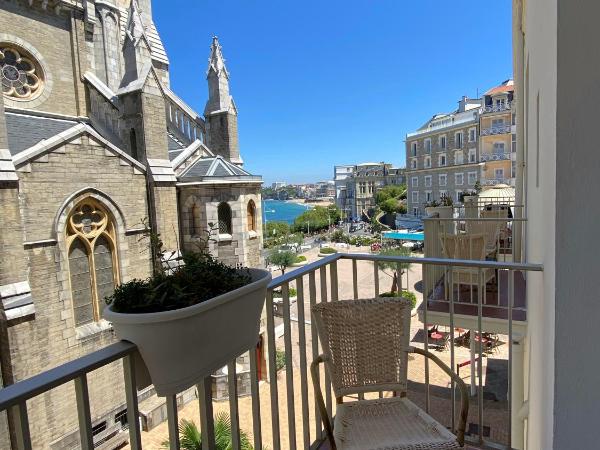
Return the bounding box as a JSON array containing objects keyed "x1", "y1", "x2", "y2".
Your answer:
[{"x1": 8, "y1": 132, "x2": 152, "y2": 448}]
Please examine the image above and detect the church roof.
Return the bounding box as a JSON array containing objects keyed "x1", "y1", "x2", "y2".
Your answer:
[
  {"x1": 178, "y1": 155, "x2": 260, "y2": 183},
  {"x1": 119, "y1": 5, "x2": 169, "y2": 65},
  {"x1": 5, "y1": 112, "x2": 79, "y2": 156},
  {"x1": 167, "y1": 133, "x2": 187, "y2": 160}
]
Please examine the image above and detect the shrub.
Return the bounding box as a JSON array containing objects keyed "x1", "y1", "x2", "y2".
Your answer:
[
  {"x1": 272, "y1": 287, "x2": 298, "y2": 298},
  {"x1": 319, "y1": 247, "x2": 337, "y2": 254},
  {"x1": 379, "y1": 290, "x2": 417, "y2": 309},
  {"x1": 106, "y1": 252, "x2": 251, "y2": 314},
  {"x1": 295, "y1": 255, "x2": 307, "y2": 263},
  {"x1": 275, "y1": 349, "x2": 286, "y2": 371}
]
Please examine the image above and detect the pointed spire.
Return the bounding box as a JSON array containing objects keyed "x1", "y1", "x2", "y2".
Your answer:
[
  {"x1": 207, "y1": 36, "x2": 229, "y2": 79},
  {"x1": 125, "y1": 0, "x2": 147, "y2": 46}
]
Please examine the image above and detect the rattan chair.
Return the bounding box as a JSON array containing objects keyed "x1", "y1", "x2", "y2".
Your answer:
[
  {"x1": 311, "y1": 297, "x2": 469, "y2": 450},
  {"x1": 440, "y1": 234, "x2": 495, "y2": 289}
]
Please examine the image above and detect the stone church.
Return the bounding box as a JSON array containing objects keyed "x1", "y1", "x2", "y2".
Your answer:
[{"x1": 0, "y1": 0, "x2": 264, "y2": 447}]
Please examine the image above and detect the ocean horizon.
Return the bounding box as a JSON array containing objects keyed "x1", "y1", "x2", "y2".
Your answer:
[{"x1": 262, "y1": 199, "x2": 313, "y2": 224}]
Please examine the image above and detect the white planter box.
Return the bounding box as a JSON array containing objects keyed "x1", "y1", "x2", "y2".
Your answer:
[
  {"x1": 425, "y1": 205, "x2": 453, "y2": 218},
  {"x1": 104, "y1": 268, "x2": 271, "y2": 396}
]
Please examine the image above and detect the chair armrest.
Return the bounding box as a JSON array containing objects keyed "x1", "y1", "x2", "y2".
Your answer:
[
  {"x1": 310, "y1": 354, "x2": 336, "y2": 450},
  {"x1": 408, "y1": 346, "x2": 469, "y2": 447}
]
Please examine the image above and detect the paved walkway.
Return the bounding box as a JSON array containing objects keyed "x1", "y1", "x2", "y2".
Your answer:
[{"x1": 130, "y1": 246, "x2": 511, "y2": 449}]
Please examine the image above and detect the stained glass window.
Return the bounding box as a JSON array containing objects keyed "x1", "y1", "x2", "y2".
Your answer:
[
  {"x1": 218, "y1": 202, "x2": 232, "y2": 234},
  {"x1": 0, "y1": 46, "x2": 42, "y2": 100}
]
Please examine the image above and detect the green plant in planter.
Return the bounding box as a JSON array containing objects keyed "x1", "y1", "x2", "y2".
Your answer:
[
  {"x1": 440, "y1": 194, "x2": 454, "y2": 206},
  {"x1": 105, "y1": 222, "x2": 252, "y2": 314},
  {"x1": 379, "y1": 290, "x2": 417, "y2": 310},
  {"x1": 295, "y1": 255, "x2": 307, "y2": 263},
  {"x1": 424, "y1": 199, "x2": 440, "y2": 208},
  {"x1": 319, "y1": 247, "x2": 337, "y2": 254}
]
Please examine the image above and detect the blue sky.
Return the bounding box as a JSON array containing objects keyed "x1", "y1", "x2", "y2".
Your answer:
[{"x1": 154, "y1": 1, "x2": 512, "y2": 185}]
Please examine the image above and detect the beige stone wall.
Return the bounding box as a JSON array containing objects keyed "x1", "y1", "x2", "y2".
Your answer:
[
  {"x1": 0, "y1": 4, "x2": 82, "y2": 116},
  {"x1": 8, "y1": 132, "x2": 152, "y2": 448},
  {"x1": 179, "y1": 184, "x2": 263, "y2": 268}
]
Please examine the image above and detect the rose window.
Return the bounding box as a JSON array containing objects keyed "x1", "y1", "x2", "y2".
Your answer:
[{"x1": 0, "y1": 46, "x2": 42, "y2": 100}]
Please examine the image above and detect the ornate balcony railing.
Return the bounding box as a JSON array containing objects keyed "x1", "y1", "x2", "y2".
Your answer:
[
  {"x1": 480, "y1": 153, "x2": 512, "y2": 162},
  {"x1": 483, "y1": 178, "x2": 512, "y2": 186},
  {"x1": 482, "y1": 102, "x2": 512, "y2": 114},
  {"x1": 0, "y1": 253, "x2": 542, "y2": 450},
  {"x1": 480, "y1": 124, "x2": 512, "y2": 136}
]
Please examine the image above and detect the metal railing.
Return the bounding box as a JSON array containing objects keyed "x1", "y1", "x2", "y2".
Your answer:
[
  {"x1": 480, "y1": 153, "x2": 512, "y2": 162},
  {"x1": 480, "y1": 124, "x2": 512, "y2": 136},
  {"x1": 0, "y1": 253, "x2": 542, "y2": 450},
  {"x1": 482, "y1": 102, "x2": 512, "y2": 114}
]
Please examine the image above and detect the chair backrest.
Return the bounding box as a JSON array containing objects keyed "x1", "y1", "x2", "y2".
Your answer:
[
  {"x1": 440, "y1": 234, "x2": 487, "y2": 260},
  {"x1": 311, "y1": 297, "x2": 412, "y2": 398}
]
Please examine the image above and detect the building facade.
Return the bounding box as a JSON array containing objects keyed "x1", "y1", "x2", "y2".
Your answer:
[
  {"x1": 0, "y1": 1, "x2": 263, "y2": 448},
  {"x1": 335, "y1": 162, "x2": 405, "y2": 220},
  {"x1": 479, "y1": 80, "x2": 516, "y2": 186},
  {"x1": 406, "y1": 97, "x2": 483, "y2": 216}
]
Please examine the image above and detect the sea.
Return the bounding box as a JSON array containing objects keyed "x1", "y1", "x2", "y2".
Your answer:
[{"x1": 262, "y1": 199, "x2": 313, "y2": 224}]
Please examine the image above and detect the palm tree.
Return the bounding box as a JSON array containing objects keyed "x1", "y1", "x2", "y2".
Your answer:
[
  {"x1": 379, "y1": 247, "x2": 412, "y2": 293},
  {"x1": 162, "y1": 412, "x2": 259, "y2": 450}
]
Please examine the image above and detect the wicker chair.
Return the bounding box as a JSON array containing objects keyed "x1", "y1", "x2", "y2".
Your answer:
[
  {"x1": 311, "y1": 297, "x2": 469, "y2": 450},
  {"x1": 440, "y1": 234, "x2": 495, "y2": 289}
]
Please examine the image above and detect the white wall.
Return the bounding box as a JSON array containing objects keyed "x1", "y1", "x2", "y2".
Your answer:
[{"x1": 521, "y1": 0, "x2": 557, "y2": 448}]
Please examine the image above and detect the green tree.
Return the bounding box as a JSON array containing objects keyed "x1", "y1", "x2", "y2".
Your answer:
[
  {"x1": 375, "y1": 184, "x2": 406, "y2": 205},
  {"x1": 378, "y1": 247, "x2": 412, "y2": 293},
  {"x1": 269, "y1": 249, "x2": 297, "y2": 274},
  {"x1": 293, "y1": 206, "x2": 340, "y2": 233},
  {"x1": 380, "y1": 197, "x2": 400, "y2": 215},
  {"x1": 265, "y1": 221, "x2": 290, "y2": 237},
  {"x1": 162, "y1": 414, "x2": 259, "y2": 450}
]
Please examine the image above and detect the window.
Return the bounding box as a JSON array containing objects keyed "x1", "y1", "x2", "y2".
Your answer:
[
  {"x1": 424, "y1": 139, "x2": 432, "y2": 153},
  {"x1": 411, "y1": 159, "x2": 417, "y2": 169},
  {"x1": 411, "y1": 177, "x2": 418, "y2": 187},
  {"x1": 359, "y1": 182, "x2": 366, "y2": 194},
  {"x1": 438, "y1": 154, "x2": 446, "y2": 167},
  {"x1": 424, "y1": 156, "x2": 431, "y2": 168},
  {"x1": 412, "y1": 207, "x2": 419, "y2": 217},
  {"x1": 468, "y1": 128, "x2": 477, "y2": 142},
  {"x1": 439, "y1": 190, "x2": 448, "y2": 199},
  {"x1": 495, "y1": 168, "x2": 504, "y2": 180},
  {"x1": 190, "y1": 203, "x2": 201, "y2": 236},
  {"x1": 512, "y1": 133, "x2": 517, "y2": 153},
  {"x1": 439, "y1": 135, "x2": 446, "y2": 149},
  {"x1": 411, "y1": 191, "x2": 418, "y2": 203},
  {"x1": 247, "y1": 200, "x2": 256, "y2": 231},
  {"x1": 455, "y1": 132, "x2": 463, "y2": 148},
  {"x1": 455, "y1": 173, "x2": 464, "y2": 185},
  {"x1": 439, "y1": 174, "x2": 447, "y2": 186},
  {"x1": 217, "y1": 202, "x2": 232, "y2": 234},
  {"x1": 468, "y1": 172, "x2": 477, "y2": 185},
  {"x1": 410, "y1": 142, "x2": 417, "y2": 156},
  {"x1": 425, "y1": 191, "x2": 432, "y2": 202},
  {"x1": 454, "y1": 150, "x2": 464, "y2": 165},
  {"x1": 493, "y1": 142, "x2": 506, "y2": 156},
  {"x1": 67, "y1": 199, "x2": 118, "y2": 327},
  {"x1": 368, "y1": 181, "x2": 375, "y2": 194},
  {"x1": 424, "y1": 175, "x2": 432, "y2": 187},
  {"x1": 492, "y1": 118, "x2": 505, "y2": 128},
  {"x1": 0, "y1": 45, "x2": 43, "y2": 100},
  {"x1": 129, "y1": 129, "x2": 138, "y2": 160},
  {"x1": 455, "y1": 190, "x2": 463, "y2": 202},
  {"x1": 468, "y1": 148, "x2": 477, "y2": 163}
]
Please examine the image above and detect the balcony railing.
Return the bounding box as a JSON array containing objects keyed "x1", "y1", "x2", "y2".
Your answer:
[
  {"x1": 482, "y1": 102, "x2": 512, "y2": 114},
  {"x1": 0, "y1": 253, "x2": 542, "y2": 450},
  {"x1": 483, "y1": 178, "x2": 512, "y2": 186},
  {"x1": 480, "y1": 124, "x2": 512, "y2": 136},
  {"x1": 480, "y1": 153, "x2": 512, "y2": 162}
]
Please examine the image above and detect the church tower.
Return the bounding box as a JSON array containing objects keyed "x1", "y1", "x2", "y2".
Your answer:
[{"x1": 204, "y1": 37, "x2": 242, "y2": 165}]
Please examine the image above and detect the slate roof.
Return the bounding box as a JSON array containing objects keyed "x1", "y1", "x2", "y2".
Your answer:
[
  {"x1": 119, "y1": 8, "x2": 169, "y2": 65},
  {"x1": 5, "y1": 112, "x2": 79, "y2": 156},
  {"x1": 179, "y1": 155, "x2": 257, "y2": 181},
  {"x1": 167, "y1": 133, "x2": 186, "y2": 161}
]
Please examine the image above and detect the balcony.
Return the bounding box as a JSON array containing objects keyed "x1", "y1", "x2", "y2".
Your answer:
[
  {"x1": 483, "y1": 178, "x2": 512, "y2": 186},
  {"x1": 0, "y1": 252, "x2": 541, "y2": 450},
  {"x1": 480, "y1": 124, "x2": 512, "y2": 136},
  {"x1": 482, "y1": 102, "x2": 512, "y2": 114},
  {"x1": 480, "y1": 153, "x2": 511, "y2": 162}
]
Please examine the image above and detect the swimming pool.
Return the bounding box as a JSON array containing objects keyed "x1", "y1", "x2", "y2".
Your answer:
[{"x1": 383, "y1": 231, "x2": 425, "y2": 241}]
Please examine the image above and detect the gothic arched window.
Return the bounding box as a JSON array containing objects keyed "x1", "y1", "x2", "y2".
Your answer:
[
  {"x1": 217, "y1": 202, "x2": 232, "y2": 235},
  {"x1": 66, "y1": 199, "x2": 119, "y2": 326},
  {"x1": 247, "y1": 200, "x2": 256, "y2": 231},
  {"x1": 190, "y1": 203, "x2": 200, "y2": 236},
  {"x1": 0, "y1": 45, "x2": 43, "y2": 100}
]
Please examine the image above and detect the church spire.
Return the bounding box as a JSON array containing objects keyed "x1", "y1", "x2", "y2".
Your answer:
[
  {"x1": 205, "y1": 36, "x2": 233, "y2": 114},
  {"x1": 204, "y1": 36, "x2": 242, "y2": 165}
]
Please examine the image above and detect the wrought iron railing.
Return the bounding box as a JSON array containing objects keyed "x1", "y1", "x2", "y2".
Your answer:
[
  {"x1": 482, "y1": 102, "x2": 512, "y2": 114},
  {"x1": 480, "y1": 124, "x2": 512, "y2": 136},
  {"x1": 480, "y1": 153, "x2": 512, "y2": 162},
  {"x1": 0, "y1": 253, "x2": 542, "y2": 450}
]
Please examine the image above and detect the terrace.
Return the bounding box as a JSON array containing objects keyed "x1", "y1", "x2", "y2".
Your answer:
[{"x1": 0, "y1": 250, "x2": 542, "y2": 450}]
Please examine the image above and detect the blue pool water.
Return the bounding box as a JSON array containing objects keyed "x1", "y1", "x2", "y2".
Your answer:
[
  {"x1": 262, "y1": 199, "x2": 313, "y2": 224},
  {"x1": 383, "y1": 231, "x2": 425, "y2": 241}
]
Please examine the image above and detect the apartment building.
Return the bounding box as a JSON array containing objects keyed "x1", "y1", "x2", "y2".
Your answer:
[
  {"x1": 406, "y1": 96, "x2": 483, "y2": 216},
  {"x1": 479, "y1": 80, "x2": 516, "y2": 186},
  {"x1": 334, "y1": 162, "x2": 405, "y2": 220}
]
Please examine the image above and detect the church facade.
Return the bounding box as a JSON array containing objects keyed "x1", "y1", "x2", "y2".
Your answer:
[{"x1": 0, "y1": 0, "x2": 263, "y2": 448}]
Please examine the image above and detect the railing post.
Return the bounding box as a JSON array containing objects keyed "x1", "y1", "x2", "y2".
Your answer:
[
  {"x1": 249, "y1": 343, "x2": 263, "y2": 450},
  {"x1": 265, "y1": 289, "x2": 281, "y2": 450},
  {"x1": 123, "y1": 354, "x2": 142, "y2": 450},
  {"x1": 9, "y1": 403, "x2": 32, "y2": 450},
  {"x1": 166, "y1": 394, "x2": 180, "y2": 450},
  {"x1": 227, "y1": 360, "x2": 241, "y2": 450},
  {"x1": 74, "y1": 375, "x2": 94, "y2": 450},
  {"x1": 198, "y1": 377, "x2": 215, "y2": 450},
  {"x1": 282, "y1": 283, "x2": 297, "y2": 449}
]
